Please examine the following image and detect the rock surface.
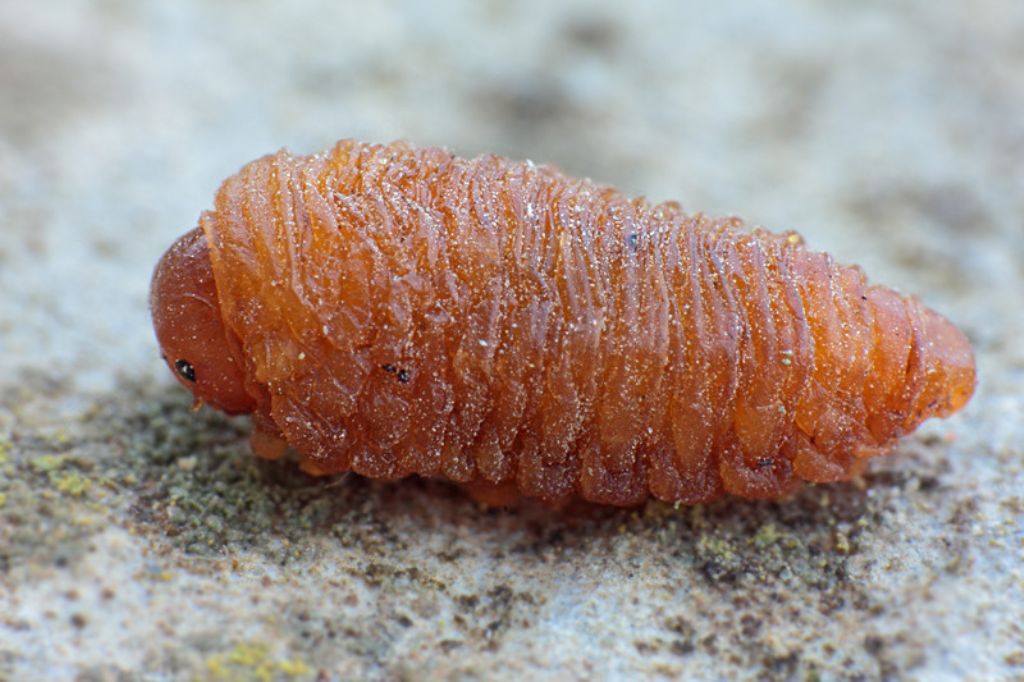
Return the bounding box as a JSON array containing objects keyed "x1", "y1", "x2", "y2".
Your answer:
[{"x1": 1, "y1": 1, "x2": 1021, "y2": 680}]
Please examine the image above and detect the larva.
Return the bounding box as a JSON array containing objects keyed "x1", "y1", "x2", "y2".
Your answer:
[{"x1": 150, "y1": 140, "x2": 975, "y2": 507}]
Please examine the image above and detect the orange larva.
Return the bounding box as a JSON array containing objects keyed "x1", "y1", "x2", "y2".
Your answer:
[{"x1": 149, "y1": 139, "x2": 975, "y2": 506}]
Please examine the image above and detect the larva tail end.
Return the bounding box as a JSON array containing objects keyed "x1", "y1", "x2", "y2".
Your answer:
[{"x1": 908, "y1": 306, "x2": 976, "y2": 427}]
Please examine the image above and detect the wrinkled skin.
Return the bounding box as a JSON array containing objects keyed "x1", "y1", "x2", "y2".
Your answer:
[{"x1": 150, "y1": 140, "x2": 976, "y2": 507}]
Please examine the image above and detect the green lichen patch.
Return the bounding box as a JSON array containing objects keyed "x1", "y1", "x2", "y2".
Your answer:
[
  {"x1": 0, "y1": 376, "x2": 990, "y2": 681},
  {"x1": 206, "y1": 642, "x2": 314, "y2": 681},
  {"x1": 0, "y1": 418, "x2": 110, "y2": 574},
  {"x1": 100, "y1": 385, "x2": 353, "y2": 558}
]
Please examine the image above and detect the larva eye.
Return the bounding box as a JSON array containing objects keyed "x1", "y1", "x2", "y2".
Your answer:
[{"x1": 174, "y1": 359, "x2": 196, "y2": 383}]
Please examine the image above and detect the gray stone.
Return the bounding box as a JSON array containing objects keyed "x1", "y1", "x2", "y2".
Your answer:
[{"x1": 1, "y1": 1, "x2": 1021, "y2": 679}]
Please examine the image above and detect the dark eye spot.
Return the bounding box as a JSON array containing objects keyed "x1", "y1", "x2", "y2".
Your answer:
[{"x1": 174, "y1": 359, "x2": 196, "y2": 383}]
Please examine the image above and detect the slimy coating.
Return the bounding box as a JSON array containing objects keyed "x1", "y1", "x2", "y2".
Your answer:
[{"x1": 150, "y1": 140, "x2": 975, "y2": 506}]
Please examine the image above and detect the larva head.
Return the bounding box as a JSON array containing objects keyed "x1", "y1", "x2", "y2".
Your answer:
[{"x1": 150, "y1": 227, "x2": 255, "y2": 415}]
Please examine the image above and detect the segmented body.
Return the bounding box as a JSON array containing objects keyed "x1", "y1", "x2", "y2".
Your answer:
[{"x1": 196, "y1": 140, "x2": 973, "y2": 506}]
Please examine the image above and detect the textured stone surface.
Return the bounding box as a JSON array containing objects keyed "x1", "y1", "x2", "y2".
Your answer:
[{"x1": 1, "y1": 1, "x2": 1021, "y2": 680}]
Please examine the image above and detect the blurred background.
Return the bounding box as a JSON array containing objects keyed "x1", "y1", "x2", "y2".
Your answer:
[
  {"x1": 2, "y1": 0, "x2": 1021, "y2": 393},
  {"x1": 1, "y1": 1, "x2": 1022, "y2": 679}
]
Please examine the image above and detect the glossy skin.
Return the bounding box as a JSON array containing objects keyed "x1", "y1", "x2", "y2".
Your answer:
[
  {"x1": 150, "y1": 227, "x2": 254, "y2": 415},
  {"x1": 150, "y1": 140, "x2": 976, "y2": 506}
]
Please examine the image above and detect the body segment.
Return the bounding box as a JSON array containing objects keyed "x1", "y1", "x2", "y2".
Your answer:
[{"x1": 151, "y1": 140, "x2": 975, "y2": 506}]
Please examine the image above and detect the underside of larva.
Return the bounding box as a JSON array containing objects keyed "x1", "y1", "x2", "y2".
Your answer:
[{"x1": 150, "y1": 140, "x2": 975, "y2": 507}]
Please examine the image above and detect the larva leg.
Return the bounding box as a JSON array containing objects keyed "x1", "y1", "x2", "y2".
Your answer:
[
  {"x1": 249, "y1": 412, "x2": 288, "y2": 460},
  {"x1": 461, "y1": 479, "x2": 522, "y2": 507}
]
